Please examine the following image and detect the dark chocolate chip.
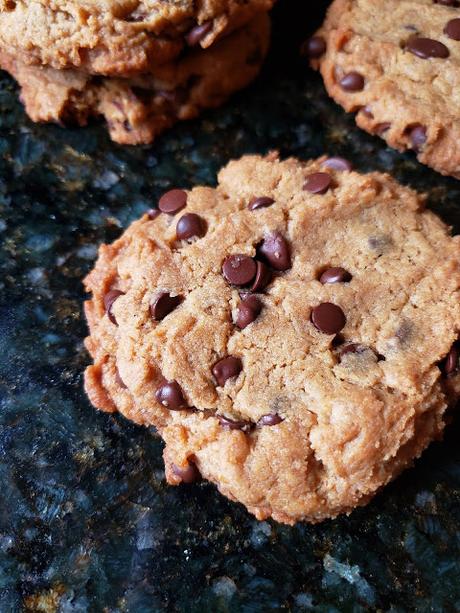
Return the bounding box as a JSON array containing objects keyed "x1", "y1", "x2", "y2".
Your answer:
[
  {"x1": 186, "y1": 21, "x2": 212, "y2": 46},
  {"x1": 303, "y1": 172, "x2": 332, "y2": 194},
  {"x1": 172, "y1": 462, "x2": 201, "y2": 483},
  {"x1": 311, "y1": 302, "x2": 346, "y2": 335},
  {"x1": 259, "y1": 233, "x2": 291, "y2": 271},
  {"x1": 321, "y1": 157, "x2": 353, "y2": 172},
  {"x1": 319, "y1": 267, "x2": 352, "y2": 284},
  {"x1": 147, "y1": 208, "x2": 160, "y2": 220},
  {"x1": 444, "y1": 18, "x2": 460, "y2": 40},
  {"x1": 236, "y1": 295, "x2": 262, "y2": 329},
  {"x1": 155, "y1": 380, "x2": 188, "y2": 410},
  {"x1": 339, "y1": 71, "x2": 365, "y2": 92},
  {"x1": 406, "y1": 37, "x2": 449, "y2": 59},
  {"x1": 217, "y1": 415, "x2": 253, "y2": 432},
  {"x1": 212, "y1": 356, "x2": 242, "y2": 386},
  {"x1": 158, "y1": 189, "x2": 187, "y2": 214},
  {"x1": 408, "y1": 124, "x2": 427, "y2": 151},
  {"x1": 115, "y1": 367, "x2": 127, "y2": 389},
  {"x1": 337, "y1": 343, "x2": 362, "y2": 356},
  {"x1": 374, "y1": 122, "x2": 391, "y2": 135},
  {"x1": 248, "y1": 196, "x2": 275, "y2": 211},
  {"x1": 250, "y1": 261, "x2": 272, "y2": 292},
  {"x1": 360, "y1": 105, "x2": 374, "y2": 119},
  {"x1": 104, "y1": 290, "x2": 125, "y2": 325},
  {"x1": 176, "y1": 213, "x2": 206, "y2": 240},
  {"x1": 222, "y1": 254, "x2": 257, "y2": 286},
  {"x1": 444, "y1": 342, "x2": 460, "y2": 375},
  {"x1": 257, "y1": 413, "x2": 284, "y2": 426},
  {"x1": 150, "y1": 292, "x2": 182, "y2": 321},
  {"x1": 302, "y1": 36, "x2": 327, "y2": 59},
  {"x1": 435, "y1": 0, "x2": 459, "y2": 5}
]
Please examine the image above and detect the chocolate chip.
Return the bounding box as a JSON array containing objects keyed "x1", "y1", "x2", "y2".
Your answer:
[
  {"x1": 435, "y1": 0, "x2": 459, "y2": 6},
  {"x1": 444, "y1": 18, "x2": 460, "y2": 40},
  {"x1": 186, "y1": 21, "x2": 212, "y2": 46},
  {"x1": 236, "y1": 295, "x2": 262, "y2": 329},
  {"x1": 172, "y1": 461, "x2": 201, "y2": 483},
  {"x1": 321, "y1": 157, "x2": 353, "y2": 172},
  {"x1": 443, "y1": 342, "x2": 459, "y2": 375},
  {"x1": 408, "y1": 125, "x2": 427, "y2": 151},
  {"x1": 222, "y1": 254, "x2": 257, "y2": 286},
  {"x1": 360, "y1": 105, "x2": 374, "y2": 119},
  {"x1": 303, "y1": 172, "x2": 332, "y2": 194},
  {"x1": 248, "y1": 196, "x2": 275, "y2": 211},
  {"x1": 104, "y1": 290, "x2": 125, "y2": 325},
  {"x1": 257, "y1": 413, "x2": 284, "y2": 426},
  {"x1": 406, "y1": 37, "x2": 449, "y2": 59},
  {"x1": 147, "y1": 208, "x2": 160, "y2": 220},
  {"x1": 155, "y1": 381, "x2": 188, "y2": 410},
  {"x1": 158, "y1": 189, "x2": 187, "y2": 214},
  {"x1": 311, "y1": 302, "x2": 346, "y2": 335},
  {"x1": 217, "y1": 415, "x2": 253, "y2": 432},
  {"x1": 176, "y1": 213, "x2": 206, "y2": 240},
  {"x1": 150, "y1": 292, "x2": 182, "y2": 321},
  {"x1": 337, "y1": 342, "x2": 363, "y2": 357},
  {"x1": 368, "y1": 235, "x2": 392, "y2": 252},
  {"x1": 212, "y1": 356, "x2": 242, "y2": 386},
  {"x1": 259, "y1": 233, "x2": 291, "y2": 271},
  {"x1": 319, "y1": 267, "x2": 352, "y2": 284},
  {"x1": 250, "y1": 261, "x2": 272, "y2": 292},
  {"x1": 302, "y1": 36, "x2": 326, "y2": 59},
  {"x1": 339, "y1": 71, "x2": 365, "y2": 92},
  {"x1": 374, "y1": 122, "x2": 391, "y2": 135},
  {"x1": 115, "y1": 367, "x2": 127, "y2": 389}
]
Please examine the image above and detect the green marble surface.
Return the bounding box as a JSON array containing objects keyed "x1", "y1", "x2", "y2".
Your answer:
[{"x1": 0, "y1": 1, "x2": 460, "y2": 611}]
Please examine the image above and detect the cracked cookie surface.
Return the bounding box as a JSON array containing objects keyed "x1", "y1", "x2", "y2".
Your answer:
[
  {"x1": 84, "y1": 153, "x2": 460, "y2": 524},
  {"x1": 0, "y1": 14, "x2": 269, "y2": 145},
  {"x1": 0, "y1": 0, "x2": 274, "y2": 75},
  {"x1": 308, "y1": 0, "x2": 460, "y2": 179}
]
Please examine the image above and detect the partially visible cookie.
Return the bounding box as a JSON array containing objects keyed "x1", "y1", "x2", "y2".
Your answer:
[
  {"x1": 308, "y1": 0, "x2": 460, "y2": 179},
  {"x1": 0, "y1": 14, "x2": 269, "y2": 145},
  {"x1": 0, "y1": 0, "x2": 274, "y2": 75},
  {"x1": 84, "y1": 152, "x2": 460, "y2": 524}
]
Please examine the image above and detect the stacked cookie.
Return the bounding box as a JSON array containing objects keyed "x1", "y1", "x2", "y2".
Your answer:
[{"x1": 0, "y1": 0, "x2": 274, "y2": 144}]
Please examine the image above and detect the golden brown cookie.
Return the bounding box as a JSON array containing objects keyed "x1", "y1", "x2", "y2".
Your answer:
[
  {"x1": 83, "y1": 152, "x2": 460, "y2": 524},
  {"x1": 307, "y1": 0, "x2": 460, "y2": 179},
  {"x1": 0, "y1": 0, "x2": 274, "y2": 75},
  {"x1": 0, "y1": 14, "x2": 269, "y2": 145}
]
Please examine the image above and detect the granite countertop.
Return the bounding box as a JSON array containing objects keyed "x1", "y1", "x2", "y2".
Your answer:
[{"x1": 1, "y1": 1, "x2": 460, "y2": 611}]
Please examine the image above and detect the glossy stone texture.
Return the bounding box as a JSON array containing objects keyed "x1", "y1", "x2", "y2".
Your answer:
[{"x1": 0, "y1": 1, "x2": 460, "y2": 611}]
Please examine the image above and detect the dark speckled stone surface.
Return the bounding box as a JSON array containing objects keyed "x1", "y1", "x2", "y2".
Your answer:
[{"x1": 1, "y1": 2, "x2": 460, "y2": 611}]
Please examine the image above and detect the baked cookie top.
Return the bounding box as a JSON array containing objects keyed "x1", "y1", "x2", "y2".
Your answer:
[
  {"x1": 0, "y1": 14, "x2": 269, "y2": 145},
  {"x1": 308, "y1": 0, "x2": 460, "y2": 179},
  {"x1": 84, "y1": 153, "x2": 460, "y2": 524},
  {"x1": 0, "y1": 0, "x2": 274, "y2": 75}
]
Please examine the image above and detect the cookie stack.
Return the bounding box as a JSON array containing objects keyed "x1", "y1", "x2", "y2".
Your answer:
[{"x1": 0, "y1": 0, "x2": 274, "y2": 144}]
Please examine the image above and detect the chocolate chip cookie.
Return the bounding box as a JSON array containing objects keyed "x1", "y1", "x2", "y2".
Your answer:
[
  {"x1": 84, "y1": 152, "x2": 460, "y2": 524},
  {"x1": 307, "y1": 0, "x2": 460, "y2": 179},
  {"x1": 0, "y1": 0, "x2": 274, "y2": 75},
  {"x1": 0, "y1": 14, "x2": 269, "y2": 145}
]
